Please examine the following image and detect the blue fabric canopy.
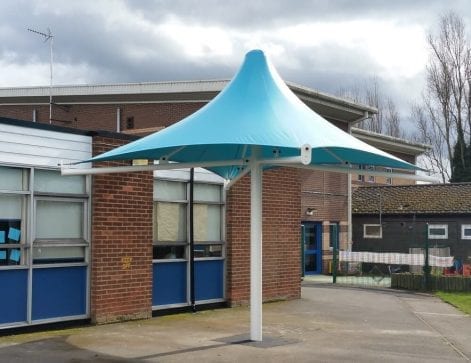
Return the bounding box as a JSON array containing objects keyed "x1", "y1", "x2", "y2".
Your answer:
[
  {"x1": 89, "y1": 49, "x2": 418, "y2": 179},
  {"x1": 82, "y1": 49, "x2": 423, "y2": 343}
]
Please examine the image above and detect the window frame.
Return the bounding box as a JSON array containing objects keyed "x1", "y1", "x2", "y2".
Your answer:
[
  {"x1": 153, "y1": 178, "x2": 225, "y2": 261},
  {"x1": 31, "y1": 168, "x2": 90, "y2": 265},
  {"x1": 0, "y1": 167, "x2": 30, "y2": 267},
  {"x1": 363, "y1": 224, "x2": 382, "y2": 239},
  {"x1": 428, "y1": 224, "x2": 448, "y2": 239},
  {"x1": 33, "y1": 196, "x2": 89, "y2": 264},
  {"x1": 461, "y1": 224, "x2": 471, "y2": 240},
  {"x1": 367, "y1": 165, "x2": 375, "y2": 183}
]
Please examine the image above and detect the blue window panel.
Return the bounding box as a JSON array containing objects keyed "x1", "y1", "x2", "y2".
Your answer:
[
  {"x1": 0, "y1": 269, "x2": 27, "y2": 324},
  {"x1": 32, "y1": 266, "x2": 87, "y2": 320},
  {"x1": 195, "y1": 260, "x2": 224, "y2": 301},
  {"x1": 153, "y1": 262, "x2": 187, "y2": 306}
]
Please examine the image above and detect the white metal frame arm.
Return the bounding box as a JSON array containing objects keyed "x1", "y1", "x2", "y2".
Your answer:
[{"x1": 61, "y1": 159, "x2": 248, "y2": 176}]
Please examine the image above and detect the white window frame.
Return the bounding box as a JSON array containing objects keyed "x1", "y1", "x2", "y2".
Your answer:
[
  {"x1": 153, "y1": 178, "x2": 225, "y2": 261},
  {"x1": 428, "y1": 224, "x2": 448, "y2": 239},
  {"x1": 363, "y1": 224, "x2": 382, "y2": 239},
  {"x1": 461, "y1": 224, "x2": 471, "y2": 240}
]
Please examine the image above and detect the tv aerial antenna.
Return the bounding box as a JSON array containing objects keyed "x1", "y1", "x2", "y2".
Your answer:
[{"x1": 28, "y1": 27, "x2": 54, "y2": 124}]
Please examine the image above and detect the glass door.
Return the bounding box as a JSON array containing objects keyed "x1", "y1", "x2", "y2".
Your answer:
[{"x1": 302, "y1": 222, "x2": 322, "y2": 274}]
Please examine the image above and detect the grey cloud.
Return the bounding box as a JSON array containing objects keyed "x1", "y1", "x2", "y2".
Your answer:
[
  {"x1": 125, "y1": 0, "x2": 471, "y2": 29},
  {"x1": 1, "y1": 0, "x2": 470, "y2": 137}
]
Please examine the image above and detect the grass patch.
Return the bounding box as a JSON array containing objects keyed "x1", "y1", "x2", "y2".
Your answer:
[{"x1": 436, "y1": 291, "x2": 471, "y2": 315}]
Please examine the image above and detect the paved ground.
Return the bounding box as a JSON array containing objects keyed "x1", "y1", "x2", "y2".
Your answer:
[{"x1": 0, "y1": 283, "x2": 470, "y2": 362}]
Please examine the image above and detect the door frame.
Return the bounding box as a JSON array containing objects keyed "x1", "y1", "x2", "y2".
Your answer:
[{"x1": 301, "y1": 221, "x2": 323, "y2": 275}]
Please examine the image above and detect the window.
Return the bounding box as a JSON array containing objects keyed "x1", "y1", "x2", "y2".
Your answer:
[
  {"x1": 358, "y1": 165, "x2": 376, "y2": 182},
  {"x1": 0, "y1": 166, "x2": 28, "y2": 266},
  {"x1": 0, "y1": 166, "x2": 90, "y2": 267},
  {"x1": 428, "y1": 224, "x2": 448, "y2": 239},
  {"x1": 194, "y1": 244, "x2": 223, "y2": 258},
  {"x1": 36, "y1": 200, "x2": 84, "y2": 239},
  {"x1": 33, "y1": 170, "x2": 88, "y2": 264},
  {"x1": 363, "y1": 224, "x2": 382, "y2": 238},
  {"x1": 194, "y1": 183, "x2": 223, "y2": 243},
  {"x1": 358, "y1": 165, "x2": 365, "y2": 182},
  {"x1": 153, "y1": 180, "x2": 187, "y2": 245},
  {"x1": 0, "y1": 166, "x2": 27, "y2": 191},
  {"x1": 153, "y1": 179, "x2": 224, "y2": 260},
  {"x1": 461, "y1": 225, "x2": 471, "y2": 240},
  {"x1": 34, "y1": 169, "x2": 86, "y2": 194},
  {"x1": 385, "y1": 168, "x2": 392, "y2": 185},
  {"x1": 367, "y1": 165, "x2": 375, "y2": 183},
  {"x1": 0, "y1": 196, "x2": 26, "y2": 265},
  {"x1": 126, "y1": 116, "x2": 134, "y2": 129}
]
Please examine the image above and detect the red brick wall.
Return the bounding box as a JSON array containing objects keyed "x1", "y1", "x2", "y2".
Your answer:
[
  {"x1": 90, "y1": 136, "x2": 153, "y2": 323},
  {"x1": 0, "y1": 102, "x2": 205, "y2": 131},
  {"x1": 226, "y1": 167, "x2": 301, "y2": 306},
  {"x1": 300, "y1": 169, "x2": 348, "y2": 222}
]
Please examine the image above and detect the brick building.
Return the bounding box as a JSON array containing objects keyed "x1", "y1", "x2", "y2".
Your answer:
[
  {"x1": 0, "y1": 116, "x2": 301, "y2": 328},
  {"x1": 0, "y1": 81, "x2": 428, "y2": 326}
]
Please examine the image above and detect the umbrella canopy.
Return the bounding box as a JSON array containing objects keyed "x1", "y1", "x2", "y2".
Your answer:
[
  {"x1": 68, "y1": 49, "x2": 424, "y2": 343},
  {"x1": 88, "y1": 49, "x2": 418, "y2": 179}
]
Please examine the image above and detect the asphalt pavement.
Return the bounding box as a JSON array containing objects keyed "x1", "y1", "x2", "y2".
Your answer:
[{"x1": 0, "y1": 282, "x2": 469, "y2": 362}]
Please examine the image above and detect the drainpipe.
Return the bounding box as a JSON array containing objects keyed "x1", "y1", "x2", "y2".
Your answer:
[
  {"x1": 189, "y1": 168, "x2": 196, "y2": 312},
  {"x1": 351, "y1": 111, "x2": 370, "y2": 127},
  {"x1": 116, "y1": 107, "x2": 121, "y2": 132},
  {"x1": 347, "y1": 172, "x2": 352, "y2": 251}
]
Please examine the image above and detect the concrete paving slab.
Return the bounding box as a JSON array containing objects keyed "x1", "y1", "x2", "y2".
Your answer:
[{"x1": 0, "y1": 284, "x2": 469, "y2": 362}]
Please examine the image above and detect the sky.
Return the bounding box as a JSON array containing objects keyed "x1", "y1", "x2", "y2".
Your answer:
[{"x1": 1, "y1": 0, "x2": 471, "y2": 128}]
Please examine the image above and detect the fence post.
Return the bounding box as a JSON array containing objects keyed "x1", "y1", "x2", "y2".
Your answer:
[
  {"x1": 333, "y1": 224, "x2": 338, "y2": 284},
  {"x1": 301, "y1": 225, "x2": 305, "y2": 278},
  {"x1": 423, "y1": 223, "x2": 431, "y2": 291}
]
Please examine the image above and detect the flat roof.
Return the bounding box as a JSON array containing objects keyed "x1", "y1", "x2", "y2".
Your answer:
[
  {"x1": 0, "y1": 80, "x2": 377, "y2": 123},
  {"x1": 0, "y1": 116, "x2": 138, "y2": 141}
]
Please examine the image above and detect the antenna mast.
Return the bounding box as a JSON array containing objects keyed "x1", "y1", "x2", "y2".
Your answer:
[{"x1": 28, "y1": 27, "x2": 54, "y2": 124}]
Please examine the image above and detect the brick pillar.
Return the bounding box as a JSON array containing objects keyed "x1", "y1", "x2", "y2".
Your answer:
[
  {"x1": 226, "y1": 168, "x2": 301, "y2": 306},
  {"x1": 90, "y1": 136, "x2": 153, "y2": 324}
]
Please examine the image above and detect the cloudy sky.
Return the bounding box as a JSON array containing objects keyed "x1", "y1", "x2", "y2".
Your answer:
[{"x1": 1, "y1": 0, "x2": 471, "y2": 124}]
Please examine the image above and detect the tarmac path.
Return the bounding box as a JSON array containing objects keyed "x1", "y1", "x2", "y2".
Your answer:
[{"x1": 0, "y1": 283, "x2": 469, "y2": 362}]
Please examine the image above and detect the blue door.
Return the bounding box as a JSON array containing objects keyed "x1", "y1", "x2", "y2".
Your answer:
[{"x1": 302, "y1": 222, "x2": 322, "y2": 274}]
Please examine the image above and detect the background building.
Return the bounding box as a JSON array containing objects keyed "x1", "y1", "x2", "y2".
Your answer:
[
  {"x1": 0, "y1": 80, "x2": 428, "y2": 321},
  {"x1": 352, "y1": 184, "x2": 471, "y2": 268}
]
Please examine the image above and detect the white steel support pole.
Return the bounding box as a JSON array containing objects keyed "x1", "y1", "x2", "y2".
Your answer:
[{"x1": 250, "y1": 154, "x2": 263, "y2": 342}]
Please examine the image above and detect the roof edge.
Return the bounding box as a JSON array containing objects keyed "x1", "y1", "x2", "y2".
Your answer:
[
  {"x1": 352, "y1": 127, "x2": 431, "y2": 155},
  {"x1": 286, "y1": 81, "x2": 378, "y2": 115},
  {"x1": 0, "y1": 117, "x2": 139, "y2": 141}
]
